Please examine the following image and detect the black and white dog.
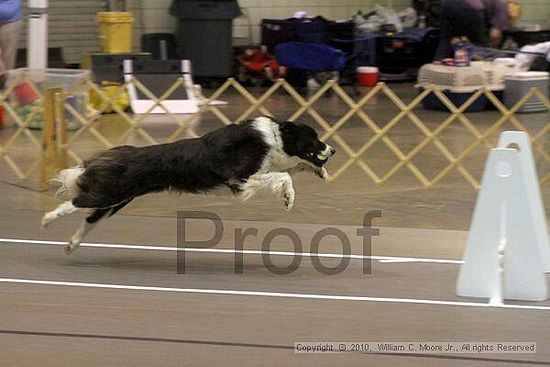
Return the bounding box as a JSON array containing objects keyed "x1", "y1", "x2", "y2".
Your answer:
[{"x1": 42, "y1": 117, "x2": 335, "y2": 254}]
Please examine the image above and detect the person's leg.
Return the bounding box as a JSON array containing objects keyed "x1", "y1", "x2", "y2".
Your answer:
[
  {"x1": 434, "y1": 32, "x2": 453, "y2": 60},
  {"x1": 434, "y1": 1, "x2": 455, "y2": 59},
  {"x1": 0, "y1": 20, "x2": 22, "y2": 71},
  {"x1": 0, "y1": 20, "x2": 22, "y2": 88},
  {"x1": 434, "y1": 1, "x2": 490, "y2": 59},
  {"x1": 463, "y1": 12, "x2": 489, "y2": 47},
  {"x1": 0, "y1": 24, "x2": 6, "y2": 87}
]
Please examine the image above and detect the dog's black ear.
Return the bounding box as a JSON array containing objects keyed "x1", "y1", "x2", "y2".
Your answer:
[
  {"x1": 278, "y1": 121, "x2": 302, "y2": 157},
  {"x1": 278, "y1": 120, "x2": 297, "y2": 137},
  {"x1": 278, "y1": 120, "x2": 295, "y2": 132}
]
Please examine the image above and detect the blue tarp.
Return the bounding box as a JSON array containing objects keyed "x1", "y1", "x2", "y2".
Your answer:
[{"x1": 275, "y1": 42, "x2": 346, "y2": 71}]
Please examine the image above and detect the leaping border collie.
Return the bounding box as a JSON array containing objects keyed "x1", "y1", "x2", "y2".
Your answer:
[{"x1": 41, "y1": 117, "x2": 335, "y2": 254}]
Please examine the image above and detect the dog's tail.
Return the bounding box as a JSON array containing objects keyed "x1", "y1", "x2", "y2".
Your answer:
[{"x1": 51, "y1": 166, "x2": 85, "y2": 198}]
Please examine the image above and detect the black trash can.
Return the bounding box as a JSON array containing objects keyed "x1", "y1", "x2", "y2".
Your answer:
[{"x1": 169, "y1": 0, "x2": 241, "y2": 79}]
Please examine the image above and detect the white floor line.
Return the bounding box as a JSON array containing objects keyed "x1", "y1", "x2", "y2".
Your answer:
[
  {"x1": 0, "y1": 237, "x2": 463, "y2": 265},
  {"x1": 1, "y1": 277, "x2": 549, "y2": 311}
]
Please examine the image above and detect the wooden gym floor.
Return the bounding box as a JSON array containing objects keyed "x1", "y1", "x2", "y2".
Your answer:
[{"x1": 1, "y1": 83, "x2": 550, "y2": 366}]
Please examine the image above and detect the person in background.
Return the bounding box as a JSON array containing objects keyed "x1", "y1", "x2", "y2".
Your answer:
[
  {"x1": 0, "y1": 0, "x2": 23, "y2": 88},
  {"x1": 434, "y1": 0, "x2": 508, "y2": 60}
]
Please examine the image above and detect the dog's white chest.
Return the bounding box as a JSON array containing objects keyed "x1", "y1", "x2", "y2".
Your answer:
[{"x1": 252, "y1": 117, "x2": 302, "y2": 172}]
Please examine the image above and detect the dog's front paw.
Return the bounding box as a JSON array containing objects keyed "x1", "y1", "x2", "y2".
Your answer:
[
  {"x1": 282, "y1": 185, "x2": 295, "y2": 211},
  {"x1": 316, "y1": 167, "x2": 328, "y2": 181},
  {"x1": 41, "y1": 213, "x2": 55, "y2": 229}
]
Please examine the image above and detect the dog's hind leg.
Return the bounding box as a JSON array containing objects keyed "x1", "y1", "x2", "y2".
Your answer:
[
  {"x1": 65, "y1": 208, "x2": 110, "y2": 255},
  {"x1": 239, "y1": 172, "x2": 295, "y2": 210},
  {"x1": 65, "y1": 200, "x2": 132, "y2": 255},
  {"x1": 41, "y1": 201, "x2": 78, "y2": 228}
]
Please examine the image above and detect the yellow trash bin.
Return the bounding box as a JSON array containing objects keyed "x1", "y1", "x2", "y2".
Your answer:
[{"x1": 97, "y1": 12, "x2": 134, "y2": 53}]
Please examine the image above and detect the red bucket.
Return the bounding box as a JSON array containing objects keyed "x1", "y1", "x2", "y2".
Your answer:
[{"x1": 357, "y1": 66, "x2": 379, "y2": 87}]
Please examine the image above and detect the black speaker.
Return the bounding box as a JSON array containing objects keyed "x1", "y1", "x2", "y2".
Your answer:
[
  {"x1": 141, "y1": 33, "x2": 179, "y2": 60},
  {"x1": 83, "y1": 53, "x2": 152, "y2": 83},
  {"x1": 123, "y1": 59, "x2": 191, "y2": 99}
]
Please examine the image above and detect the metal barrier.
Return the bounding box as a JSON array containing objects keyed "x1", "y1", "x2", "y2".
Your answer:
[{"x1": 0, "y1": 75, "x2": 548, "y2": 189}]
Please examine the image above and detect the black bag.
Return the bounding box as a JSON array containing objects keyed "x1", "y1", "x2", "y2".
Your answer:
[
  {"x1": 261, "y1": 17, "x2": 328, "y2": 53},
  {"x1": 412, "y1": 0, "x2": 441, "y2": 27}
]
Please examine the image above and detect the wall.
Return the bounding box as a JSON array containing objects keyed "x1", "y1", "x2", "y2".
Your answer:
[
  {"x1": 138, "y1": 0, "x2": 410, "y2": 47},
  {"x1": 138, "y1": 0, "x2": 550, "y2": 47},
  {"x1": 517, "y1": 0, "x2": 550, "y2": 28},
  {"x1": 18, "y1": 0, "x2": 107, "y2": 64},
  {"x1": 14, "y1": 0, "x2": 550, "y2": 65}
]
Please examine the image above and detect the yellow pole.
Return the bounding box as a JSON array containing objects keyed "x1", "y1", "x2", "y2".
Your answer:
[
  {"x1": 41, "y1": 87, "x2": 64, "y2": 188},
  {"x1": 56, "y1": 92, "x2": 68, "y2": 169}
]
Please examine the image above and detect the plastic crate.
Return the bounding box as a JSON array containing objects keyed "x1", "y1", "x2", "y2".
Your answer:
[
  {"x1": 416, "y1": 63, "x2": 498, "y2": 112},
  {"x1": 6, "y1": 68, "x2": 91, "y2": 128},
  {"x1": 504, "y1": 71, "x2": 549, "y2": 113},
  {"x1": 7, "y1": 68, "x2": 90, "y2": 96},
  {"x1": 421, "y1": 89, "x2": 489, "y2": 112}
]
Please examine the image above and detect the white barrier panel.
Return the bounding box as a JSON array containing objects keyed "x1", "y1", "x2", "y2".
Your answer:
[
  {"x1": 457, "y1": 132, "x2": 549, "y2": 303},
  {"x1": 497, "y1": 131, "x2": 550, "y2": 272}
]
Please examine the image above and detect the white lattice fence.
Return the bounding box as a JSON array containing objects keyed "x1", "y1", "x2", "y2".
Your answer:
[{"x1": 0, "y1": 76, "x2": 548, "y2": 189}]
